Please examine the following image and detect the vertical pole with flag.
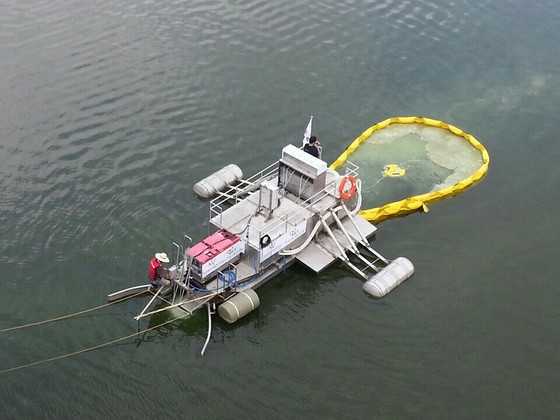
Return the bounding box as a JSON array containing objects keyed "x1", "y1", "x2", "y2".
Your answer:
[{"x1": 302, "y1": 116, "x2": 313, "y2": 147}]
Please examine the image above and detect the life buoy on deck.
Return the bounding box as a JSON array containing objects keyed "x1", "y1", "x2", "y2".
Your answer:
[{"x1": 338, "y1": 175, "x2": 357, "y2": 200}]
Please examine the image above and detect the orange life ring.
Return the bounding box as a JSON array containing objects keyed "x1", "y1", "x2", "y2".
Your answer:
[{"x1": 338, "y1": 175, "x2": 357, "y2": 200}]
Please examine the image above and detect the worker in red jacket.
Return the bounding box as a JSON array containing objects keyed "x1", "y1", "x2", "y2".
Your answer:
[{"x1": 148, "y1": 252, "x2": 172, "y2": 289}]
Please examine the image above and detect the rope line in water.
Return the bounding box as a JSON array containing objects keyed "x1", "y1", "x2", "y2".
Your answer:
[
  {"x1": 0, "y1": 310, "x2": 191, "y2": 375},
  {"x1": 0, "y1": 286, "x2": 223, "y2": 373},
  {"x1": 0, "y1": 291, "x2": 147, "y2": 333},
  {"x1": 362, "y1": 175, "x2": 386, "y2": 193}
]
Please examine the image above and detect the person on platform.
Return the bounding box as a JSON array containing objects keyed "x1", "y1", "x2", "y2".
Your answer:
[
  {"x1": 303, "y1": 136, "x2": 320, "y2": 158},
  {"x1": 148, "y1": 252, "x2": 172, "y2": 289}
]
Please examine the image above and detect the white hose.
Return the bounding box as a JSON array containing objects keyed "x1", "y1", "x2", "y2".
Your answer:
[
  {"x1": 279, "y1": 177, "x2": 362, "y2": 256},
  {"x1": 278, "y1": 218, "x2": 323, "y2": 256},
  {"x1": 349, "y1": 178, "x2": 362, "y2": 215},
  {"x1": 200, "y1": 303, "x2": 213, "y2": 356}
]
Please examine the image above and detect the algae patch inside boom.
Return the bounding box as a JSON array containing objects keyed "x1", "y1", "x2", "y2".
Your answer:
[{"x1": 331, "y1": 117, "x2": 489, "y2": 222}]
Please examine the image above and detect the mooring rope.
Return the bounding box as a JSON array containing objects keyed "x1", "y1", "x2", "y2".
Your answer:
[
  {"x1": 0, "y1": 290, "x2": 147, "y2": 334},
  {"x1": 362, "y1": 175, "x2": 386, "y2": 193},
  {"x1": 0, "y1": 310, "x2": 191, "y2": 375}
]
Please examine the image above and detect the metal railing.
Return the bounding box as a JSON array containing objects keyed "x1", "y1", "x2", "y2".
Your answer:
[{"x1": 208, "y1": 158, "x2": 361, "y2": 253}]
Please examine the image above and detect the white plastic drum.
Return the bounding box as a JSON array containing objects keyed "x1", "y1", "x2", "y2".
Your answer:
[
  {"x1": 218, "y1": 289, "x2": 260, "y2": 324},
  {"x1": 363, "y1": 257, "x2": 414, "y2": 298},
  {"x1": 193, "y1": 164, "x2": 243, "y2": 198}
]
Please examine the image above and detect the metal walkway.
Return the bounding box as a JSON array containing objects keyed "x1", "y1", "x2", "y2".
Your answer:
[{"x1": 296, "y1": 205, "x2": 388, "y2": 279}]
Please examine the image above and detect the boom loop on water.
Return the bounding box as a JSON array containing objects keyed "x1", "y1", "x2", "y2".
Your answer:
[{"x1": 330, "y1": 116, "x2": 490, "y2": 223}]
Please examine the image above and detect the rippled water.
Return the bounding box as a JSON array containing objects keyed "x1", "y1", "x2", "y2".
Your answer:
[{"x1": 1, "y1": 0, "x2": 559, "y2": 417}]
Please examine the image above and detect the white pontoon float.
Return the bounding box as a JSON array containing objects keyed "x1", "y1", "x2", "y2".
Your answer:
[{"x1": 108, "y1": 123, "x2": 414, "y2": 353}]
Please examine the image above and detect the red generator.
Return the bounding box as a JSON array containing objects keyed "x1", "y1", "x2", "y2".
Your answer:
[{"x1": 186, "y1": 229, "x2": 245, "y2": 283}]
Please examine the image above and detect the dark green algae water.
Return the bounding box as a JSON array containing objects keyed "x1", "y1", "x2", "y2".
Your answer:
[{"x1": 1, "y1": 0, "x2": 559, "y2": 418}]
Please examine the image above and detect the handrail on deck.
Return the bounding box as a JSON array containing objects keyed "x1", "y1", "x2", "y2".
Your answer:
[{"x1": 208, "y1": 156, "x2": 361, "y2": 249}]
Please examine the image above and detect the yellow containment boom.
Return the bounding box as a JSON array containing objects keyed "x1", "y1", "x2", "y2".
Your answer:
[{"x1": 330, "y1": 116, "x2": 490, "y2": 223}]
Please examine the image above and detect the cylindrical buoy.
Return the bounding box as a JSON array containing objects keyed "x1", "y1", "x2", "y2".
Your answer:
[
  {"x1": 218, "y1": 289, "x2": 260, "y2": 324},
  {"x1": 363, "y1": 257, "x2": 414, "y2": 298},
  {"x1": 193, "y1": 164, "x2": 243, "y2": 198}
]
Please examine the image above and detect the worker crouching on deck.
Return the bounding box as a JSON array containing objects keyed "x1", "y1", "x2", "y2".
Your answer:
[{"x1": 148, "y1": 252, "x2": 172, "y2": 289}]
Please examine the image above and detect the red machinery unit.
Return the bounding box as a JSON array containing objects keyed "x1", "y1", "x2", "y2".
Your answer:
[{"x1": 186, "y1": 229, "x2": 245, "y2": 282}]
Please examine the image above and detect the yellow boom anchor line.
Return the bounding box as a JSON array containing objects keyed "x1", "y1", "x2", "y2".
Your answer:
[{"x1": 330, "y1": 116, "x2": 490, "y2": 224}]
